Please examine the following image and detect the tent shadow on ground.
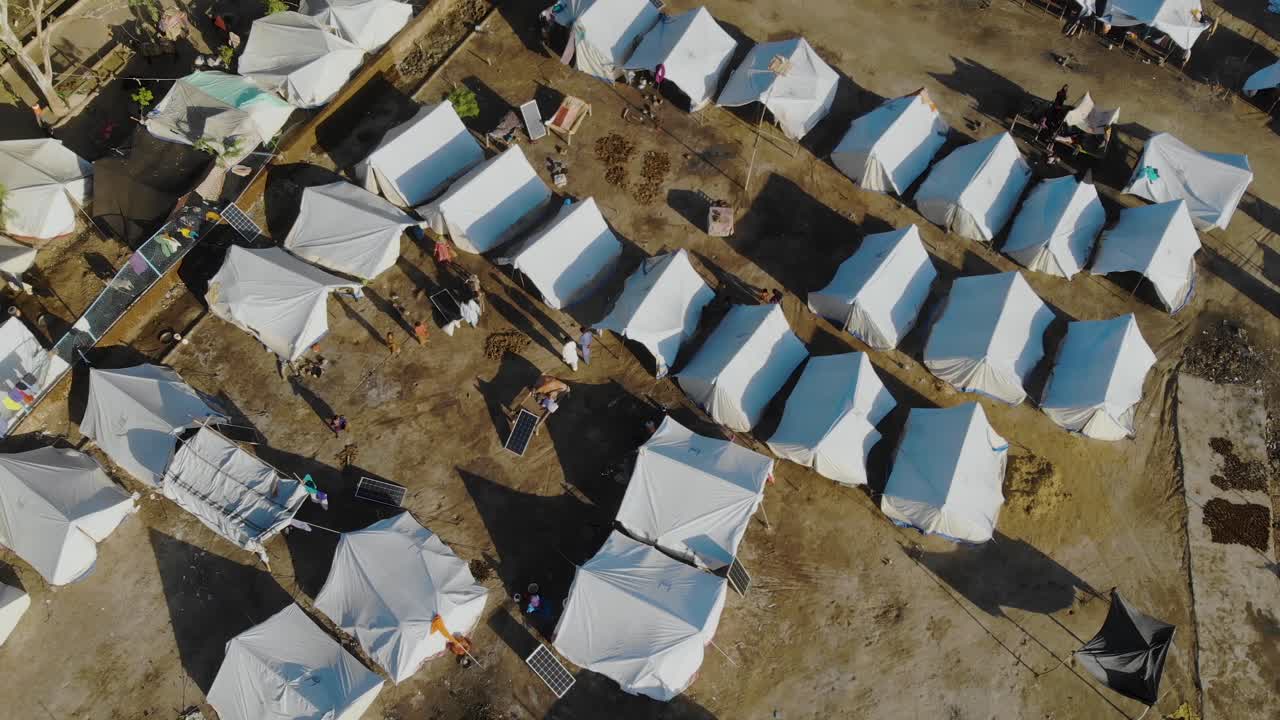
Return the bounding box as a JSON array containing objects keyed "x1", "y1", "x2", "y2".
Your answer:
[
  {"x1": 0, "y1": 561, "x2": 22, "y2": 591},
  {"x1": 177, "y1": 223, "x2": 241, "y2": 299},
  {"x1": 0, "y1": 431, "x2": 75, "y2": 455},
  {"x1": 496, "y1": 0, "x2": 549, "y2": 55},
  {"x1": 475, "y1": 350, "x2": 543, "y2": 445},
  {"x1": 458, "y1": 467, "x2": 611, "y2": 637},
  {"x1": 905, "y1": 530, "x2": 1101, "y2": 617},
  {"x1": 460, "y1": 76, "x2": 516, "y2": 139},
  {"x1": 1238, "y1": 193, "x2": 1280, "y2": 239},
  {"x1": 731, "y1": 173, "x2": 860, "y2": 299},
  {"x1": 545, "y1": 669, "x2": 721, "y2": 719},
  {"x1": 262, "y1": 162, "x2": 348, "y2": 240},
  {"x1": 150, "y1": 528, "x2": 293, "y2": 693},
  {"x1": 1200, "y1": 244, "x2": 1280, "y2": 319},
  {"x1": 1096, "y1": 270, "x2": 1177, "y2": 314},
  {"x1": 1022, "y1": 303, "x2": 1076, "y2": 408},
  {"x1": 496, "y1": 271, "x2": 575, "y2": 349},
  {"x1": 334, "y1": 293, "x2": 387, "y2": 345},
  {"x1": 928, "y1": 56, "x2": 1030, "y2": 127},
  {"x1": 1212, "y1": 0, "x2": 1280, "y2": 44},
  {"x1": 489, "y1": 292, "x2": 564, "y2": 363},
  {"x1": 799, "y1": 63, "x2": 885, "y2": 160},
  {"x1": 315, "y1": 74, "x2": 420, "y2": 173},
  {"x1": 1262, "y1": 243, "x2": 1280, "y2": 288}
]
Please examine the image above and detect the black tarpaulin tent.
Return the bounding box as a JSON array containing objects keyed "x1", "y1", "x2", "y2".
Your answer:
[{"x1": 1075, "y1": 590, "x2": 1176, "y2": 705}]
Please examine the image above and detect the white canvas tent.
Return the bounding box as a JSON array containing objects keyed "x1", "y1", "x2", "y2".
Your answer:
[
  {"x1": 207, "y1": 246, "x2": 359, "y2": 361},
  {"x1": 145, "y1": 71, "x2": 295, "y2": 157},
  {"x1": 767, "y1": 353, "x2": 896, "y2": 486},
  {"x1": 282, "y1": 181, "x2": 416, "y2": 281},
  {"x1": 355, "y1": 102, "x2": 484, "y2": 206},
  {"x1": 596, "y1": 249, "x2": 714, "y2": 378},
  {"x1": 915, "y1": 132, "x2": 1031, "y2": 243},
  {"x1": 924, "y1": 271, "x2": 1054, "y2": 405},
  {"x1": 208, "y1": 603, "x2": 385, "y2": 720},
  {"x1": 553, "y1": 531, "x2": 728, "y2": 702},
  {"x1": 0, "y1": 582, "x2": 28, "y2": 646},
  {"x1": 567, "y1": 0, "x2": 660, "y2": 81},
  {"x1": 315, "y1": 512, "x2": 487, "y2": 683},
  {"x1": 831, "y1": 90, "x2": 950, "y2": 195},
  {"x1": 80, "y1": 364, "x2": 226, "y2": 487},
  {"x1": 616, "y1": 416, "x2": 771, "y2": 570},
  {"x1": 0, "y1": 235, "x2": 37, "y2": 276},
  {"x1": 0, "y1": 139, "x2": 92, "y2": 241},
  {"x1": 500, "y1": 197, "x2": 622, "y2": 309},
  {"x1": 881, "y1": 403, "x2": 1007, "y2": 543},
  {"x1": 1123, "y1": 133, "x2": 1252, "y2": 231},
  {"x1": 237, "y1": 12, "x2": 365, "y2": 108},
  {"x1": 808, "y1": 225, "x2": 937, "y2": 350},
  {"x1": 1101, "y1": 0, "x2": 1209, "y2": 52},
  {"x1": 417, "y1": 146, "x2": 553, "y2": 254},
  {"x1": 717, "y1": 37, "x2": 840, "y2": 141},
  {"x1": 1041, "y1": 315, "x2": 1156, "y2": 440},
  {"x1": 1092, "y1": 200, "x2": 1201, "y2": 312},
  {"x1": 162, "y1": 426, "x2": 308, "y2": 561},
  {"x1": 0, "y1": 318, "x2": 68, "y2": 436},
  {"x1": 1004, "y1": 176, "x2": 1106, "y2": 278},
  {"x1": 0, "y1": 447, "x2": 136, "y2": 585},
  {"x1": 677, "y1": 303, "x2": 809, "y2": 432},
  {"x1": 300, "y1": 0, "x2": 412, "y2": 52},
  {"x1": 1243, "y1": 60, "x2": 1280, "y2": 95},
  {"x1": 623, "y1": 7, "x2": 737, "y2": 110}
]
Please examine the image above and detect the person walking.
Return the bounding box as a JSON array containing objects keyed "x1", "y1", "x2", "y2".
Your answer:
[
  {"x1": 578, "y1": 326, "x2": 595, "y2": 365},
  {"x1": 327, "y1": 414, "x2": 348, "y2": 437},
  {"x1": 413, "y1": 319, "x2": 429, "y2": 345},
  {"x1": 561, "y1": 338, "x2": 579, "y2": 372},
  {"x1": 385, "y1": 330, "x2": 400, "y2": 355}
]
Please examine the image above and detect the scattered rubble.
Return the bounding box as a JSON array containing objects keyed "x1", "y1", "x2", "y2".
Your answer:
[
  {"x1": 604, "y1": 164, "x2": 629, "y2": 189},
  {"x1": 1182, "y1": 318, "x2": 1267, "y2": 385},
  {"x1": 593, "y1": 133, "x2": 635, "y2": 164}
]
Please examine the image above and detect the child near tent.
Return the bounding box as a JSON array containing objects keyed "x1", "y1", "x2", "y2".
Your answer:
[{"x1": 578, "y1": 326, "x2": 594, "y2": 364}]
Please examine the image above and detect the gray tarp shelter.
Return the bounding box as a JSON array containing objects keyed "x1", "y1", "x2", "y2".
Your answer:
[
  {"x1": 282, "y1": 181, "x2": 416, "y2": 281},
  {"x1": 1076, "y1": 590, "x2": 1175, "y2": 705},
  {"x1": 80, "y1": 363, "x2": 227, "y2": 487}
]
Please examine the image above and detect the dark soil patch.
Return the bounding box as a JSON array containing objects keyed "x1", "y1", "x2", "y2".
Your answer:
[
  {"x1": 1202, "y1": 498, "x2": 1270, "y2": 552},
  {"x1": 605, "y1": 164, "x2": 628, "y2": 189},
  {"x1": 593, "y1": 133, "x2": 635, "y2": 164},
  {"x1": 1183, "y1": 318, "x2": 1267, "y2": 385},
  {"x1": 483, "y1": 330, "x2": 530, "y2": 360},
  {"x1": 1208, "y1": 437, "x2": 1269, "y2": 493}
]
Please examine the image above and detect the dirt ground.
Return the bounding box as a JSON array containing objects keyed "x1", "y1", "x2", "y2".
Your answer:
[{"x1": 2, "y1": 1, "x2": 1279, "y2": 719}]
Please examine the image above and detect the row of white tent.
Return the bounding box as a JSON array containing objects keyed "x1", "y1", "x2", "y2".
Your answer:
[
  {"x1": 552, "y1": 2, "x2": 839, "y2": 140},
  {"x1": 208, "y1": 512, "x2": 488, "y2": 719}
]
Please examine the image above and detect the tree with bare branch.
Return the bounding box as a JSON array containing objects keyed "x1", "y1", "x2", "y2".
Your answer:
[{"x1": 0, "y1": 0, "x2": 70, "y2": 116}]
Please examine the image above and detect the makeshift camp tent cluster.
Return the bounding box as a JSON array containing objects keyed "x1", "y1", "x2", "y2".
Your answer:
[
  {"x1": 282, "y1": 181, "x2": 417, "y2": 281},
  {"x1": 0, "y1": 318, "x2": 69, "y2": 436},
  {"x1": 145, "y1": 71, "x2": 295, "y2": 162},
  {"x1": 300, "y1": 0, "x2": 413, "y2": 52},
  {"x1": 1041, "y1": 315, "x2": 1156, "y2": 440},
  {"x1": 1123, "y1": 133, "x2": 1253, "y2": 231},
  {"x1": 237, "y1": 11, "x2": 366, "y2": 108},
  {"x1": 566, "y1": 0, "x2": 660, "y2": 81},
  {"x1": 832, "y1": 90, "x2": 950, "y2": 196},
  {"x1": 915, "y1": 132, "x2": 1032, "y2": 243},
  {"x1": 1099, "y1": 0, "x2": 1210, "y2": 53},
  {"x1": 0, "y1": 139, "x2": 93, "y2": 242},
  {"x1": 1092, "y1": 199, "x2": 1201, "y2": 312},
  {"x1": 499, "y1": 197, "x2": 624, "y2": 309},
  {"x1": 355, "y1": 102, "x2": 485, "y2": 207},
  {"x1": 718, "y1": 37, "x2": 840, "y2": 141},
  {"x1": 623, "y1": 7, "x2": 738, "y2": 110},
  {"x1": 418, "y1": 146, "x2": 554, "y2": 254},
  {"x1": 1003, "y1": 176, "x2": 1105, "y2": 279}
]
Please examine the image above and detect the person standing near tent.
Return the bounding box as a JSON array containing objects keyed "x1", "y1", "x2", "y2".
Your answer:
[
  {"x1": 434, "y1": 238, "x2": 457, "y2": 270},
  {"x1": 1054, "y1": 84, "x2": 1069, "y2": 111},
  {"x1": 561, "y1": 338, "x2": 579, "y2": 371},
  {"x1": 385, "y1": 331, "x2": 400, "y2": 355},
  {"x1": 327, "y1": 414, "x2": 348, "y2": 437},
  {"x1": 412, "y1": 319, "x2": 429, "y2": 345},
  {"x1": 578, "y1": 326, "x2": 595, "y2": 365}
]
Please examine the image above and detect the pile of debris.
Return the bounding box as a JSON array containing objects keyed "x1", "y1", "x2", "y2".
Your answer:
[
  {"x1": 633, "y1": 150, "x2": 670, "y2": 204},
  {"x1": 1207, "y1": 437, "x2": 1269, "y2": 492},
  {"x1": 1202, "y1": 498, "x2": 1270, "y2": 552},
  {"x1": 483, "y1": 330, "x2": 530, "y2": 360},
  {"x1": 1182, "y1": 318, "x2": 1267, "y2": 385},
  {"x1": 594, "y1": 133, "x2": 635, "y2": 164}
]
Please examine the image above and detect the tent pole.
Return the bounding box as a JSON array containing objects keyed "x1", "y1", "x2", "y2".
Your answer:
[
  {"x1": 758, "y1": 500, "x2": 772, "y2": 529},
  {"x1": 708, "y1": 639, "x2": 738, "y2": 667}
]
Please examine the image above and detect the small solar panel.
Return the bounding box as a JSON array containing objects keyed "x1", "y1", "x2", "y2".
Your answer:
[
  {"x1": 520, "y1": 100, "x2": 547, "y2": 141},
  {"x1": 727, "y1": 556, "x2": 751, "y2": 596},
  {"x1": 430, "y1": 289, "x2": 462, "y2": 323},
  {"x1": 505, "y1": 409, "x2": 539, "y2": 456},
  {"x1": 526, "y1": 644, "x2": 575, "y2": 698},
  {"x1": 221, "y1": 202, "x2": 262, "y2": 242},
  {"x1": 354, "y1": 476, "x2": 407, "y2": 507}
]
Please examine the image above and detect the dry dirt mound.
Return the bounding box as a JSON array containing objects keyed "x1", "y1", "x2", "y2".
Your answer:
[
  {"x1": 1202, "y1": 498, "x2": 1270, "y2": 552},
  {"x1": 1003, "y1": 453, "x2": 1069, "y2": 516},
  {"x1": 483, "y1": 330, "x2": 530, "y2": 360}
]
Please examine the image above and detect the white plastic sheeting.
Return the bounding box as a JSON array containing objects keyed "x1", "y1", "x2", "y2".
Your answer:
[
  {"x1": 501, "y1": 198, "x2": 623, "y2": 309},
  {"x1": 283, "y1": 181, "x2": 416, "y2": 281},
  {"x1": 1244, "y1": 60, "x2": 1280, "y2": 95},
  {"x1": 808, "y1": 225, "x2": 937, "y2": 350},
  {"x1": 1004, "y1": 176, "x2": 1106, "y2": 278},
  {"x1": 915, "y1": 132, "x2": 1031, "y2": 243},
  {"x1": 208, "y1": 603, "x2": 385, "y2": 720},
  {"x1": 831, "y1": 90, "x2": 949, "y2": 195},
  {"x1": 616, "y1": 416, "x2": 771, "y2": 569},
  {"x1": 1101, "y1": 0, "x2": 1209, "y2": 51},
  {"x1": 0, "y1": 139, "x2": 92, "y2": 240},
  {"x1": 1062, "y1": 92, "x2": 1120, "y2": 135},
  {"x1": 417, "y1": 146, "x2": 553, "y2": 254},
  {"x1": 238, "y1": 12, "x2": 365, "y2": 108},
  {"x1": 207, "y1": 246, "x2": 358, "y2": 361},
  {"x1": 301, "y1": 0, "x2": 413, "y2": 52},
  {"x1": 717, "y1": 37, "x2": 839, "y2": 140},
  {"x1": 145, "y1": 71, "x2": 295, "y2": 154},
  {"x1": 677, "y1": 303, "x2": 809, "y2": 432},
  {"x1": 924, "y1": 271, "x2": 1054, "y2": 405},
  {"x1": 881, "y1": 403, "x2": 1007, "y2": 543},
  {"x1": 0, "y1": 318, "x2": 68, "y2": 436},
  {"x1": 80, "y1": 364, "x2": 226, "y2": 487},
  {"x1": 767, "y1": 353, "x2": 896, "y2": 486},
  {"x1": 0, "y1": 582, "x2": 28, "y2": 646},
  {"x1": 624, "y1": 7, "x2": 737, "y2": 110},
  {"x1": 1092, "y1": 200, "x2": 1201, "y2": 312},
  {"x1": 0, "y1": 447, "x2": 136, "y2": 585},
  {"x1": 1123, "y1": 133, "x2": 1253, "y2": 231},
  {"x1": 553, "y1": 531, "x2": 728, "y2": 702},
  {"x1": 569, "y1": 0, "x2": 660, "y2": 80},
  {"x1": 355, "y1": 102, "x2": 484, "y2": 206},
  {"x1": 0, "y1": 236, "x2": 37, "y2": 275},
  {"x1": 1041, "y1": 315, "x2": 1156, "y2": 440},
  {"x1": 315, "y1": 513, "x2": 488, "y2": 683},
  {"x1": 162, "y1": 426, "x2": 307, "y2": 561},
  {"x1": 596, "y1": 249, "x2": 714, "y2": 378}
]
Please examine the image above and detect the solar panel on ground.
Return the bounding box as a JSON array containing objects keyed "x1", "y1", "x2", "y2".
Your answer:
[
  {"x1": 430, "y1": 289, "x2": 462, "y2": 323},
  {"x1": 520, "y1": 100, "x2": 547, "y2": 141},
  {"x1": 526, "y1": 644, "x2": 576, "y2": 698},
  {"x1": 220, "y1": 202, "x2": 262, "y2": 243},
  {"x1": 354, "y1": 476, "x2": 407, "y2": 507},
  {"x1": 727, "y1": 556, "x2": 752, "y2": 596},
  {"x1": 505, "y1": 409, "x2": 539, "y2": 456}
]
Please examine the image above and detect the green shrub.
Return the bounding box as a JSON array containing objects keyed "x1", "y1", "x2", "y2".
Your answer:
[
  {"x1": 131, "y1": 87, "x2": 154, "y2": 111},
  {"x1": 263, "y1": 0, "x2": 288, "y2": 15},
  {"x1": 447, "y1": 86, "x2": 479, "y2": 119}
]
